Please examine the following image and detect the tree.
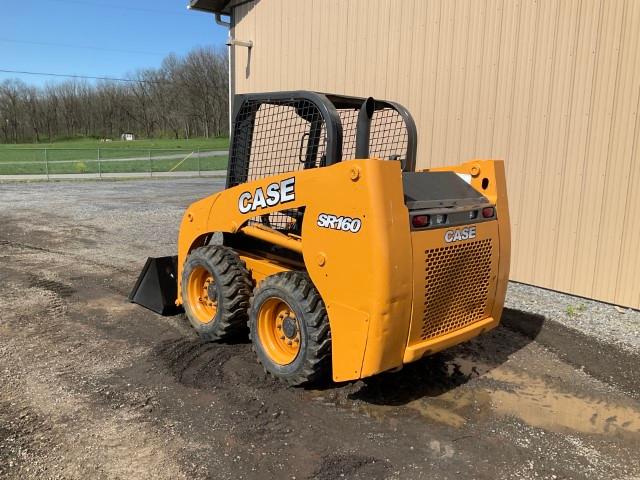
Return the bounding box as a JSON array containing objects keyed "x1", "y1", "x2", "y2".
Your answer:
[{"x1": 0, "y1": 46, "x2": 229, "y2": 143}]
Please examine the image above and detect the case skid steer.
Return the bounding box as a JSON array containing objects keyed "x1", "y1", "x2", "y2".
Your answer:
[{"x1": 130, "y1": 91, "x2": 510, "y2": 385}]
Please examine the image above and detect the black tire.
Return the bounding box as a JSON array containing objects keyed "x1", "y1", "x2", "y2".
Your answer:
[
  {"x1": 181, "y1": 245, "x2": 253, "y2": 341},
  {"x1": 249, "y1": 272, "x2": 331, "y2": 386}
]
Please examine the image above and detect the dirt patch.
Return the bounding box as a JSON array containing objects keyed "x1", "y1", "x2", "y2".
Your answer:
[
  {"x1": 28, "y1": 275, "x2": 76, "y2": 298},
  {"x1": 0, "y1": 402, "x2": 53, "y2": 479},
  {"x1": 312, "y1": 453, "x2": 388, "y2": 480}
]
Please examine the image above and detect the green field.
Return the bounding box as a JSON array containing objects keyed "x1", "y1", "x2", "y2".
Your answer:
[{"x1": 0, "y1": 137, "x2": 230, "y2": 176}]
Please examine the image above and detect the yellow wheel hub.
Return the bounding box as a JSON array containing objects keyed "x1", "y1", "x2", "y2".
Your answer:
[
  {"x1": 257, "y1": 298, "x2": 301, "y2": 365},
  {"x1": 186, "y1": 266, "x2": 218, "y2": 324}
]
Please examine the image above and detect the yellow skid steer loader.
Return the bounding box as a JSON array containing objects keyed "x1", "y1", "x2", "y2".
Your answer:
[{"x1": 130, "y1": 91, "x2": 510, "y2": 385}]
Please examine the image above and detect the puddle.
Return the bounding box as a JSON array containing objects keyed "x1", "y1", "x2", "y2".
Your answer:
[
  {"x1": 405, "y1": 358, "x2": 640, "y2": 437},
  {"x1": 485, "y1": 368, "x2": 640, "y2": 436},
  {"x1": 405, "y1": 400, "x2": 467, "y2": 428}
]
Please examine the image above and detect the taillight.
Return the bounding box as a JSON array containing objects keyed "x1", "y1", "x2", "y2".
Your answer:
[
  {"x1": 482, "y1": 207, "x2": 495, "y2": 218},
  {"x1": 412, "y1": 214, "x2": 430, "y2": 228}
]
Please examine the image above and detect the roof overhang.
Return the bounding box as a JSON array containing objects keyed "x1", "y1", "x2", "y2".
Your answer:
[{"x1": 187, "y1": 0, "x2": 233, "y2": 15}]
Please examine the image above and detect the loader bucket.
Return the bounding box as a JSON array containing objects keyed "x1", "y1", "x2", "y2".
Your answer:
[{"x1": 128, "y1": 256, "x2": 183, "y2": 316}]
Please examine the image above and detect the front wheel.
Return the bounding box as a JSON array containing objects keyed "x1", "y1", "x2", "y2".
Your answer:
[
  {"x1": 249, "y1": 272, "x2": 331, "y2": 386},
  {"x1": 181, "y1": 245, "x2": 252, "y2": 341}
]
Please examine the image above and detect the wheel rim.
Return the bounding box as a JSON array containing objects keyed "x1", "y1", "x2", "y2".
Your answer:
[
  {"x1": 257, "y1": 297, "x2": 301, "y2": 365},
  {"x1": 186, "y1": 265, "x2": 218, "y2": 324}
]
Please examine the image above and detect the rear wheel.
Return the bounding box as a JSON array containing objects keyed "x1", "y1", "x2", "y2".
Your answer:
[
  {"x1": 249, "y1": 272, "x2": 331, "y2": 385},
  {"x1": 181, "y1": 245, "x2": 252, "y2": 341}
]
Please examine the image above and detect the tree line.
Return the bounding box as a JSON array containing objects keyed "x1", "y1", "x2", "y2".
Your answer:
[{"x1": 0, "y1": 46, "x2": 228, "y2": 144}]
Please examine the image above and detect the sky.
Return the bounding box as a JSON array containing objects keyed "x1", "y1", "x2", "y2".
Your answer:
[{"x1": 1, "y1": 0, "x2": 229, "y2": 87}]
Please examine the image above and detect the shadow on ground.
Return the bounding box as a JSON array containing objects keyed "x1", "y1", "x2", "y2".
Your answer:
[{"x1": 349, "y1": 308, "x2": 545, "y2": 406}]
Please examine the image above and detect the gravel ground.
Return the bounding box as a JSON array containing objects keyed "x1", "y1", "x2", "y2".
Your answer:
[
  {"x1": 506, "y1": 282, "x2": 640, "y2": 354},
  {"x1": 0, "y1": 178, "x2": 638, "y2": 480}
]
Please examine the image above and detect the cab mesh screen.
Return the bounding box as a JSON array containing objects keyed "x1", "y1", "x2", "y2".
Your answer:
[
  {"x1": 227, "y1": 99, "x2": 327, "y2": 188},
  {"x1": 338, "y1": 106, "x2": 409, "y2": 164}
]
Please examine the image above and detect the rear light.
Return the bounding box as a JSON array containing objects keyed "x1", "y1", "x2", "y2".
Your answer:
[
  {"x1": 482, "y1": 207, "x2": 495, "y2": 218},
  {"x1": 468, "y1": 210, "x2": 478, "y2": 220},
  {"x1": 412, "y1": 214, "x2": 430, "y2": 228},
  {"x1": 434, "y1": 214, "x2": 447, "y2": 225}
]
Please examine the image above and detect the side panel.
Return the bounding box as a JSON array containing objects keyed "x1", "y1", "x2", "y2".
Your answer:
[{"x1": 302, "y1": 160, "x2": 413, "y2": 381}]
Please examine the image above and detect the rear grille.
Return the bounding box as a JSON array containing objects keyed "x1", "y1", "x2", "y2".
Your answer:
[{"x1": 420, "y1": 239, "x2": 493, "y2": 341}]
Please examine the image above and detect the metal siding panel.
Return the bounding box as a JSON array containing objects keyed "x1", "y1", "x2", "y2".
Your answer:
[
  {"x1": 324, "y1": 0, "x2": 340, "y2": 94},
  {"x1": 430, "y1": 0, "x2": 457, "y2": 165},
  {"x1": 282, "y1": 0, "x2": 293, "y2": 90},
  {"x1": 459, "y1": 0, "x2": 490, "y2": 164},
  {"x1": 301, "y1": 1, "x2": 314, "y2": 89},
  {"x1": 615, "y1": 83, "x2": 640, "y2": 307},
  {"x1": 384, "y1": 1, "x2": 403, "y2": 100},
  {"x1": 308, "y1": 0, "x2": 322, "y2": 91},
  {"x1": 552, "y1": 0, "x2": 604, "y2": 292},
  {"x1": 598, "y1": 0, "x2": 640, "y2": 304},
  {"x1": 514, "y1": 0, "x2": 560, "y2": 282},
  {"x1": 395, "y1": 0, "x2": 417, "y2": 109},
  {"x1": 591, "y1": 0, "x2": 629, "y2": 298},
  {"x1": 363, "y1": 1, "x2": 382, "y2": 95},
  {"x1": 491, "y1": 0, "x2": 522, "y2": 169},
  {"x1": 252, "y1": 0, "x2": 269, "y2": 91},
  {"x1": 474, "y1": 0, "x2": 505, "y2": 157},
  {"x1": 407, "y1": 0, "x2": 430, "y2": 151},
  {"x1": 343, "y1": 0, "x2": 361, "y2": 96},
  {"x1": 531, "y1": 0, "x2": 582, "y2": 286},
  {"x1": 503, "y1": 0, "x2": 540, "y2": 280},
  {"x1": 284, "y1": 1, "x2": 306, "y2": 90},
  {"x1": 359, "y1": 0, "x2": 377, "y2": 96},
  {"x1": 372, "y1": 1, "x2": 393, "y2": 98},
  {"x1": 333, "y1": 1, "x2": 350, "y2": 95},
  {"x1": 444, "y1": 0, "x2": 472, "y2": 165},
  {"x1": 274, "y1": 0, "x2": 283, "y2": 89},
  {"x1": 419, "y1": 0, "x2": 444, "y2": 168},
  {"x1": 570, "y1": 0, "x2": 625, "y2": 297}
]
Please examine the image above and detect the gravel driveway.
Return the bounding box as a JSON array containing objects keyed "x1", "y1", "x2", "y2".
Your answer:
[{"x1": 0, "y1": 178, "x2": 638, "y2": 480}]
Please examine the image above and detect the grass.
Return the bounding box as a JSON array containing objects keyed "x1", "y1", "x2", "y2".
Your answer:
[
  {"x1": 566, "y1": 303, "x2": 586, "y2": 317},
  {"x1": 0, "y1": 137, "x2": 229, "y2": 175},
  {"x1": 0, "y1": 136, "x2": 229, "y2": 151}
]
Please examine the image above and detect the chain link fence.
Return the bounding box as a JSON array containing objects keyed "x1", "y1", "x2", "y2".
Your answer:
[{"x1": 0, "y1": 148, "x2": 228, "y2": 179}]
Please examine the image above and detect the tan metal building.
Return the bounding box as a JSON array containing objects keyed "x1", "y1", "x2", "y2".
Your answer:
[{"x1": 191, "y1": 0, "x2": 640, "y2": 309}]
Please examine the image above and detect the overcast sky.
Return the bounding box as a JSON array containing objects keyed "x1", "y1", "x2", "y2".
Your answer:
[{"x1": 1, "y1": 0, "x2": 229, "y2": 86}]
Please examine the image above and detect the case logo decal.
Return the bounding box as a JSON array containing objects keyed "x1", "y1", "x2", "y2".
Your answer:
[
  {"x1": 238, "y1": 177, "x2": 295, "y2": 214},
  {"x1": 317, "y1": 213, "x2": 362, "y2": 233},
  {"x1": 444, "y1": 226, "x2": 476, "y2": 243}
]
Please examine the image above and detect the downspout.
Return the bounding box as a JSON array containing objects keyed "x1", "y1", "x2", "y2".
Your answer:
[
  {"x1": 215, "y1": 14, "x2": 233, "y2": 134},
  {"x1": 214, "y1": 13, "x2": 253, "y2": 135}
]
